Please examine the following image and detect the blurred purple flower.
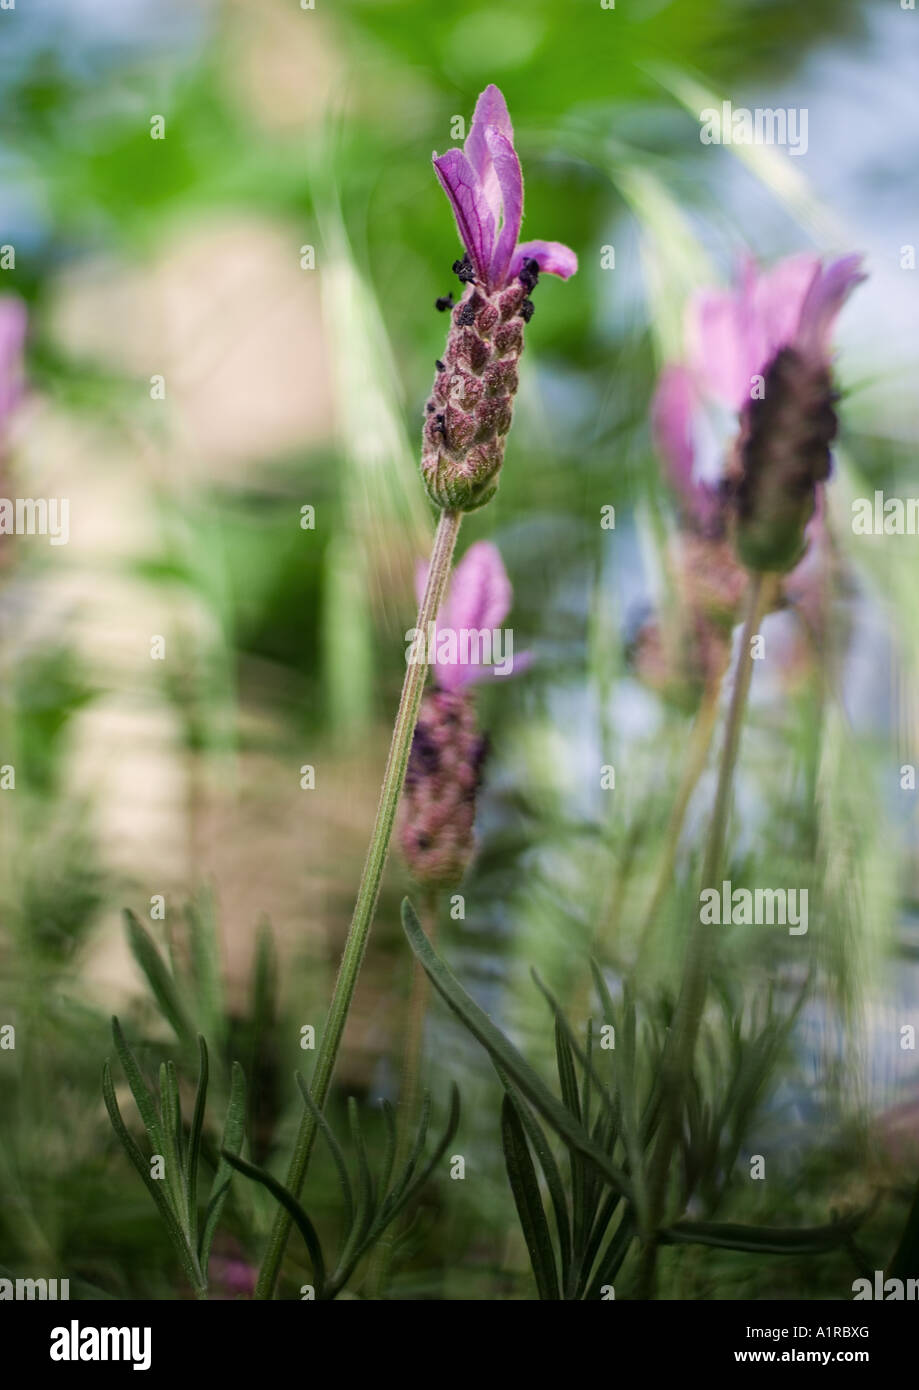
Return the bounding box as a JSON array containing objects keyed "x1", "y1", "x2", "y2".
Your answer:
[
  {"x1": 415, "y1": 539, "x2": 531, "y2": 692},
  {"x1": 652, "y1": 253, "x2": 865, "y2": 531},
  {"x1": 433, "y1": 84, "x2": 577, "y2": 293},
  {"x1": 209, "y1": 1255, "x2": 257, "y2": 1299},
  {"x1": 402, "y1": 540, "x2": 528, "y2": 887},
  {"x1": 0, "y1": 297, "x2": 27, "y2": 432}
]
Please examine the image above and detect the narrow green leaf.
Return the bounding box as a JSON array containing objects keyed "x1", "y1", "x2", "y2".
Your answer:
[
  {"x1": 187, "y1": 895, "x2": 226, "y2": 1049},
  {"x1": 660, "y1": 1214, "x2": 866, "y2": 1255},
  {"x1": 555, "y1": 1016, "x2": 587, "y2": 1255},
  {"x1": 401, "y1": 898, "x2": 632, "y2": 1201},
  {"x1": 378, "y1": 1100, "x2": 398, "y2": 1199},
  {"x1": 533, "y1": 972, "x2": 619, "y2": 1130},
  {"x1": 160, "y1": 1060, "x2": 189, "y2": 1229},
  {"x1": 579, "y1": 1187, "x2": 625, "y2": 1298},
  {"x1": 497, "y1": 1069, "x2": 572, "y2": 1289},
  {"x1": 589, "y1": 959, "x2": 617, "y2": 1027},
  {"x1": 110, "y1": 1016, "x2": 163, "y2": 1154},
  {"x1": 187, "y1": 1035, "x2": 209, "y2": 1250},
  {"x1": 581, "y1": 1020, "x2": 594, "y2": 1137},
  {"x1": 369, "y1": 1084, "x2": 461, "y2": 1241},
  {"x1": 164, "y1": 1062, "x2": 186, "y2": 1170},
  {"x1": 199, "y1": 1061, "x2": 246, "y2": 1272},
  {"x1": 555, "y1": 1015, "x2": 581, "y2": 1121},
  {"x1": 123, "y1": 910, "x2": 193, "y2": 1046},
  {"x1": 502, "y1": 1093, "x2": 560, "y2": 1300},
  {"x1": 585, "y1": 1212, "x2": 635, "y2": 1301},
  {"x1": 336, "y1": 1099, "x2": 373, "y2": 1271},
  {"x1": 389, "y1": 1092, "x2": 433, "y2": 1207},
  {"x1": 222, "y1": 1150, "x2": 326, "y2": 1296},
  {"x1": 295, "y1": 1073, "x2": 354, "y2": 1240},
  {"x1": 102, "y1": 1061, "x2": 203, "y2": 1293}
]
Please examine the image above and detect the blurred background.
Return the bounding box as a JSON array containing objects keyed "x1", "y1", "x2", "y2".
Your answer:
[{"x1": 1, "y1": 0, "x2": 918, "y2": 1299}]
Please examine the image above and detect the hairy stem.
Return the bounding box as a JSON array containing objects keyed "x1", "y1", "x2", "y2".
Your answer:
[{"x1": 255, "y1": 509, "x2": 462, "y2": 1300}]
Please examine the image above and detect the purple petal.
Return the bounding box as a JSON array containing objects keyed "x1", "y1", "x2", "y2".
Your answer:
[
  {"x1": 751, "y1": 253, "x2": 822, "y2": 363},
  {"x1": 432, "y1": 148, "x2": 495, "y2": 284},
  {"x1": 651, "y1": 365, "x2": 720, "y2": 528},
  {"x1": 794, "y1": 254, "x2": 866, "y2": 364},
  {"x1": 484, "y1": 128, "x2": 524, "y2": 289},
  {"x1": 0, "y1": 297, "x2": 27, "y2": 425},
  {"x1": 686, "y1": 279, "x2": 757, "y2": 411},
  {"x1": 432, "y1": 661, "x2": 468, "y2": 694},
  {"x1": 457, "y1": 647, "x2": 534, "y2": 689},
  {"x1": 417, "y1": 541, "x2": 517, "y2": 691},
  {"x1": 465, "y1": 84, "x2": 514, "y2": 221},
  {"x1": 441, "y1": 540, "x2": 513, "y2": 634},
  {"x1": 688, "y1": 252, "x2": 860, "y2": 410},
  {"x1": 508, "y1": 240, "x2": 578, "y2": 281}
]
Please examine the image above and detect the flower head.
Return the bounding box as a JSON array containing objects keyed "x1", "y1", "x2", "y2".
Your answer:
[
  {"x1": 433, "y1": 85, "x2": 577, "y2": 295},
  {"x1": 400, "y1": 541, "x2": 528, "y2": 887},
  {"x1": 422, "y1": 87, "x2": 577, "y2": 511},
  {"x1": 652, "y1": 252, "x2": 864, "y2": 574}
]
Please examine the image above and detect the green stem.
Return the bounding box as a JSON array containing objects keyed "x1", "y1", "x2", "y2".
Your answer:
[
  {"x1": 255, "y1": 508, "x2": 462, "y2": 1300},
  {"x1": 633, "y1": 672, "x2": 725, "y2": 977},
  {"x1": 638, "y1": 571, "x2": 774, "y2": 1297}
]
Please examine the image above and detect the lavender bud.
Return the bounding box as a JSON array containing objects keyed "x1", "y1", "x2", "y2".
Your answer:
[
  {"x1": 399, "y1": 689, "x2": 489, "y2": 888},
  {"x1": 733, "y1": 347, "x2": 837, "y2": 573},
  {"x1": 421, "y1": 277, "x2": 531, "y2": 512}
]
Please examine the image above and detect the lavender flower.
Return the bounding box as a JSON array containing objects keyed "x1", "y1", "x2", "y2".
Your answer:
[
  {"x1": 653, "y1": 253, "x2": 863, "y2": 575},
  {"x1": 422, "y1": 85, "x2": 577, "y2": 512},
  {"x1": 638, "y1": 255, "x2": 862, "y2": 699},
  {"x1": 400, "y1": 541, "x2": 526, "y2": 887},
  {"x1": 734, "y1": 255, "x2": 864, "y2": 572}
]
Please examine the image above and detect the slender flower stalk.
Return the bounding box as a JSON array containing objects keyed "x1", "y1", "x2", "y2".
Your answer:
[
  {"x1": 633, "y1": 675, "x2": 724, "y2": 974},
  {"x1": 367, "y1": 543, "x2": 527, "y2": 1292},
  {"x1": 256, "y1": 85, "x2": 575, "y2": 1299},
  {"x1": 637, "y1": 571, "x2": 774, "y2": 1297},
  {"x1": 255, "y1": 507, "x2": 461, "y2": 1299}
]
